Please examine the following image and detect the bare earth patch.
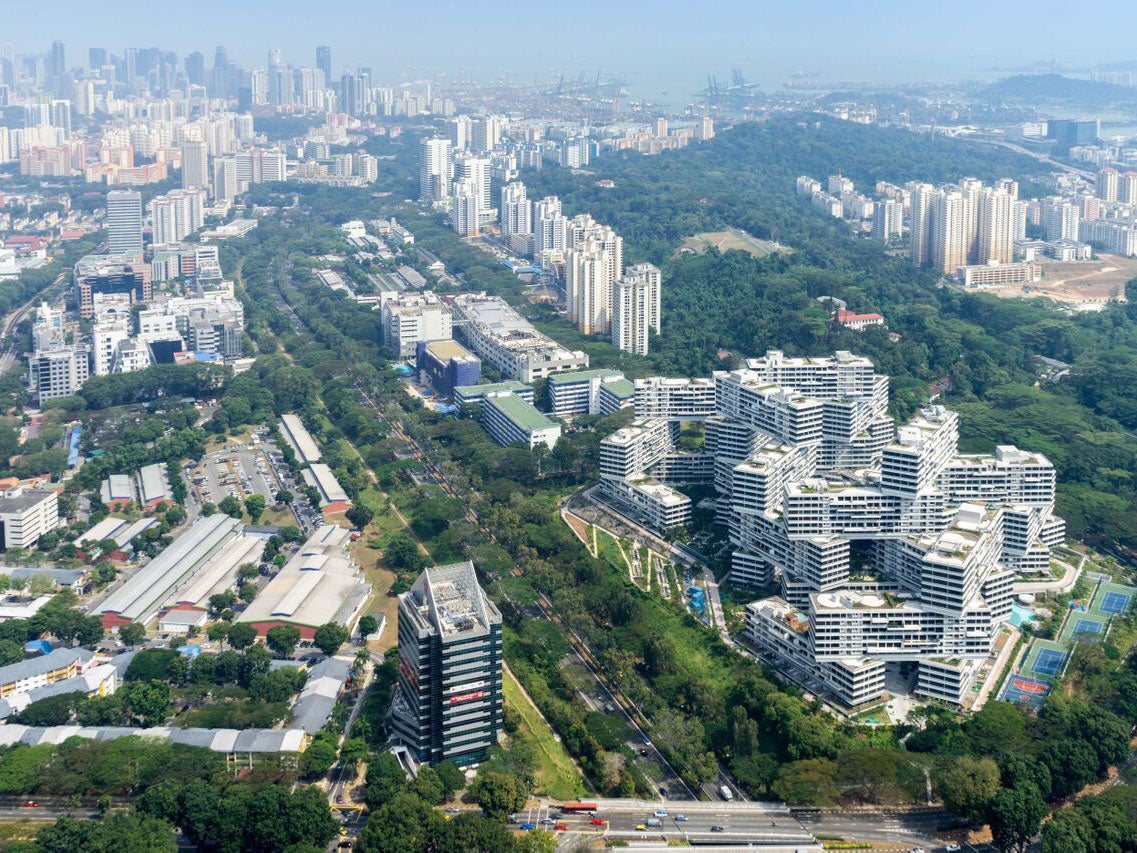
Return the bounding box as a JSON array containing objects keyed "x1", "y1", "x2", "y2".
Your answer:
[
  {"x1": 977, "y1": 253, "x2": 1137, "y2": 310},
  {"x1": 676, "y1": 228, "x2": 793, "y2": 259}
]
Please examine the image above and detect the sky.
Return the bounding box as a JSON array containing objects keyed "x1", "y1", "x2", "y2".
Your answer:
[{"x1": 2, "y1": 0, "x2": 1136, "y2": 99}]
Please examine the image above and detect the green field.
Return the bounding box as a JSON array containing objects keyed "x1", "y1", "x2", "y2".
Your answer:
[
  {"x1": 676, "y1": 227, "x2": 792, "y2": 259},
  {"x1": 502, "y1": 667, "x2": 586, "y2": 801}
]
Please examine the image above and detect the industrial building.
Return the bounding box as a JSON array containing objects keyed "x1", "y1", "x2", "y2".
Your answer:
[
  {"x1": 279, "y1": 414, "x2": 322, "y2": 464},
  {"x1": 94, "y1": 514, "x2": 248, "y2": 628},
  {"x1": 389, "y1": 562, "x2": 503, "y2": 767},
  {"x1": 453, "y1": 381, "x2": 534, "y2": 410},
  {"x1": 237, "y1": 525, "x2": 370, "y2": 640},
  {"x1": 451, "y1": 292, "x2": 588, "y2": 383},
  {"x1": 302, "y1": 463, "x2": 350, "y2": 510}
]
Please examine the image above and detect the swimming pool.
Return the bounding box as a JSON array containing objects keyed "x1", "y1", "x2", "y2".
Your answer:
[{"x1": 1010, "y1": 601, "x2": 1036, "y2": 628}]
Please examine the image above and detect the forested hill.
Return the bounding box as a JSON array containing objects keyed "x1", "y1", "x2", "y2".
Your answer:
[{"x1": 520, "y1": 116, "x2": 1137, "y2": 552}]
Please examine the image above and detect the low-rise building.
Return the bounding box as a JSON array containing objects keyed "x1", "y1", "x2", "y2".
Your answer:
[
  {"x1": 279, "y1": 414, "x2": 322, "y2": 464},
  {"x1": 0, "y1": 488, "x2": 60, "y2": 551},
  {"x1": 302, "y1": 464, "x2": 351, "y2": 510},
  {"x1": 481, "y1": 394, "x2": 561, "y2": 450},
  {"x1": 548, "y1": 368, "x2": 633, "y2": 417},
  {"x1": 415, "y1": 340, "x2": 481, "y2": 398}
]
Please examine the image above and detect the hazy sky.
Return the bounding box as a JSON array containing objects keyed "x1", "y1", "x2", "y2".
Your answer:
[{"x1": 3, "y1": 0, "x2": 1135, "y2": 97}]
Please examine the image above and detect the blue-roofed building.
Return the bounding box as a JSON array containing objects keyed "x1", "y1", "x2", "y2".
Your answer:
[
  {"x1": 67, "y1": 426, "x2": 82, "y2": 468},
  {"x1": 415, "y1": 339, "x2": 481, "y2": 398},
  {"x1": 23, "y1": 640, "x2": 51, "y2": 657}
]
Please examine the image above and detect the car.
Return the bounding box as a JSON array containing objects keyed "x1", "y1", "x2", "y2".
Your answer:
[
  {"x1": 337, "y1": 842, "x2": 352, "y2": 850},
  {"x1": 654, "y1": 810, "x2": 669, "y2": 817},
  {"x1": 540, "y1": 817, "x2": 556, "y2": 824},
  {"x1": 335, "y1": 796, "x2": 343, "y2": 804},
  {"x1": 945, "y1": 847, "x2": 961, "y2": 853},
  {"x1": 711, "y1": 825, "x2": 725, "y2": 832},
  {"x1": 675, "y1": 815, "x2": 688, "y2": 822},
  {"x1": 635, "y1": 824, "x2": 648, "y2": 831},
  {"x1": 519, "y1": 823, "x2": 536, "y2": 831},
  {"x1": 21, "y1": 801, "x2": 38, "y2": 809},
  {"x1": 589, "y1": 818, "x2": 606, "y2": 826},
  {"x1": 659, "y1": 787, "x2": 668, "y2": 797},
  {"x1": 554, "y1": 823, "x2": 568, "y2": 831},
  {"x1": 642, "y1": 736, "x2": 651, "y2": 745}
]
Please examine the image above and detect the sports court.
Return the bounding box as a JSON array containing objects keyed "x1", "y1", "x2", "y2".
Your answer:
[
  {"x1": 1000, "y1": 674, "x2": 1051, "y2": 710},
  {"x1": 1091, "y1": 581, "x2": 1136, "y2": 615},
  {"x1": 1022, "y1": 639, "x2": 1068, "y2": 679},
  {"x1": 1059, "y1": 611, "x2": 1110, "y2": 643}
]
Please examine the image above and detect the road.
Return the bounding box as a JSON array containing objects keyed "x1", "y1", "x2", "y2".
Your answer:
[
  {"x1": 0, "y1": 274, "x2": 65, "y2": 375},
  {"x1": 964, "y1": 134, "x2": 1096, "y2": 180},
  {"x1": 796, "y1": 807, "x2": 994, "y2": 852}
]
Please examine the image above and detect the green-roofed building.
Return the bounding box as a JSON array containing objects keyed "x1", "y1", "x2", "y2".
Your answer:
[
  {"x1": 548, "y1": 368, "x2": 633, "y2": 417},
  {"x1": 453, "y1": 381, "x2": 534, "y2": 411},
  {"x1": 482, "y1": 394, "x2": 561, "y2": 450}
]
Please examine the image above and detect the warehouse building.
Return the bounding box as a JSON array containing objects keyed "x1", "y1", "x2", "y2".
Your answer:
[
  {"x1": 93, "y1": 514, "x2": 247, "y2": 628},
  {"x1": 279, "y1": 414, "x2": 322, "y2": 464},
  {"x1": 0, "y1": 725, "x2": 309, "y2": 755},
  {"x1": 236, "y1": 525, "x2": 370, "y2": 640},
  {"x1": 291, "y1": 657, "x2": 350, "y2": 734},
  {"x1": 302, "y1": 463, "x2": 351, "y2": 511}
]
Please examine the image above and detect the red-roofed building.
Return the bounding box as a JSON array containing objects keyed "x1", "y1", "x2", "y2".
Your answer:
[{"x1": 835, "y1": 309, "x2": 885, "y2": 331}]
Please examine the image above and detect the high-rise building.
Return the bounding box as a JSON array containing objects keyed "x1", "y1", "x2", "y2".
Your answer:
[
  {"x1": 907, "y1": 183, "x2": 935, "y2": 268},
  {"x1": 419, "y1": 137, "x2": 452, "y2": 203},
  {"x1": 1120, "y1": 172, "x2": 1137, "y2": 206},
  {"x1": 566, "y1": 239, "x2": 615, "y2": 335},
  {"x1": 454, "y1": 153, "x2": 491, "y2": 212},
  {"x1": 185, "y1": 51, "x2": 205, "y2": 86},
  {"x1": 105, "y1": 190, "x2": 143, "y2": 256},
  {"x1": 930, "y1": 190, "x2": 966, "y2": 275},
  {"x1": 448, "y1": 116, "x2": 471, "y2": 151},
  {"x1": 151, "y1": 189, "x2": 205, "y2": 244},
  {"x1": 1097, "y1": 167, "x2": 1119, "y2": 202},
  {"x1": 388, "y1": 562, "x2": 503, "y2": 767},
  {"x1": 88, "y1": 47, "x2": 107, "y2": 70},
  {"x1": 181, "y1": 140, "x2": 209, "y2": 192},
  {"x1": 871, "y1": 199, "x2": 903, "y2": 242},
  {"x1": 212, "y1": 157, "x2": 238, "y2": 202},
  {"x1": 47, "y1": 41, "x2": 66, "y2": 78},
  {"x1": 977, "y1": 188, "x2": 1014, "y2": 265},
  {"x1": 500, "y1": 182, "x2": 531, "y2": 239},
  {"x1": 1043, "y1": 197, "x2": 1080, "y2": 242},
  {"x1": 452, "y1": 179, "x2": 481, "y2": 237},
  {"x1": 470, "y1": 116, "x2": 502, "y2": 154},
  {"x1": 534, "y1": 196, "x2": 568, "y2": 257},
  {"x1": 612, "y1": 263, "x2": 662, "y2": 355},
  {"x1": 315, "y1": 46, "x2": 332, "y2": 88}
]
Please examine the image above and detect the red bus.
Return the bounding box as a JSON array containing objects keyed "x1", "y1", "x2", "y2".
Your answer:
[{"x1": 561, "y1": 802, "x2": 599, "y2": 813}]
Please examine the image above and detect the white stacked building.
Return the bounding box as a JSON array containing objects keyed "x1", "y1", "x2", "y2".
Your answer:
[{"x1": 623, "y1": 351, "x2": 1064, "y2": 709}]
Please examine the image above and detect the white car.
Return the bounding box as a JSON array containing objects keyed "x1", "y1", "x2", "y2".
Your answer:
[{"x1": 945, "y1": 846, "x2": 962, "y2": 852}]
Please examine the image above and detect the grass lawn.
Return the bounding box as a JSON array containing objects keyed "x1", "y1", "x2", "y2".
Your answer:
[
  {"x1": 0, "y1": 820, "x2": 51, "y2": 843},
  {"x1": 502, "y1": 667, "x2": 586, "y2": 801}
]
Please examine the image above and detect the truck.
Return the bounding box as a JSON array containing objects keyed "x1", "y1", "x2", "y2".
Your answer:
[
  {"x1": 646, "y1": 818, "x2": 662, "y2": 827},
  {"x1": 719, "y1": 785, "x2": 734, "y2": 801}
]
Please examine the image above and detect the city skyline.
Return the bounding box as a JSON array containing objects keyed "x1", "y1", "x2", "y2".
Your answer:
[{"x1": 4, "y1": 0, "x2": 1137, "y2": 100}]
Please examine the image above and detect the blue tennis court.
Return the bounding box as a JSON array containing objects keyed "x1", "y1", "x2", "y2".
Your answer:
[
  {"x1": 1032, "y1": 648, "x2": 1065, "y2": 676},
  {"x1": 1073, "y1": 618, "x2": 1104, "y2": 635},
  {"x1": 1101, "y1": 591, "x2": 1132, "y2": 614}
]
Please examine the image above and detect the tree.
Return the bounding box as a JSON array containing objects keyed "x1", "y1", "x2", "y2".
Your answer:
[
  {"x1": 137, "y1": 779, "x2": 184, "y2": 824},
  {"x1": 27, "y1": 572, "x2": 56, "y2": 596},
  {"x1": 275, "y1": 489, "x2": 293, "y2": 505},
  {"x1": 731, "y1": 752, "x2": 779, "y2": 796},
  {"x1": 936, "y1": 755, "x2": 1000, "y2": 823},
  {"x1": 340, "y1": 738, "x2": 369, "y2": 769},
  {"x1": 239, "y1": 562, "x2": 260, "y2": 580},
  {"x1": 226, "y1": 622, "x2": 256, "y2": 650},
  {"x1": 218, "y1": 495, "x2": 242, "y2": 519},
  {"x1": 358, "y1": 614, "x2": 379, "y2": 637},
  {"x1": 238, "y1": 582, "x2": 257, "y2": 603},
  {"x1": 356, "y1": 792, "x2": 445, "y2": 853},
  {"x1": 244, "y1": 494, "x2": 267, "y2": 523},
  {"x1": 771, "y1": 759, "x2": 840, "y2": 806},
  {"x1": 206, "y1": 622, "x2": 230, "y2": 643},
  {"x1": 382, "y1": 532, "x2": 423, "y2": 571},
  {"x1": 469, "y1": 770, "x2": 529, "y2": 819},
  {"x1": 177, "y1": 779, "x2": 221, "y2": 847},
  {"x1": 0, "y1": 639, "x2": 24, "y2": 666},
  {"x1": 439, "y1": 813, "x2": 517, "y2": 852},
  {"x1": 266, "y1": 624, "x2": 301, "y2": 658},
  {"x1": 119, "y1": 622, "x2": 146, "y2": 647},
  {"x1": 244, "y1": 784, "x2": 338, "y2": 852},
  {"x1": 434, "y1": 760, "x2": 465, "y2": 801},
  {"x1": 1041, "y1": 808, "x2": 1093, "y2": 853},
  {"x1": 313, "y1": 622, "x2": 347, "y2": 656},
  {"x1": 302, "y1": 733, "x2": 338, "y2": 777},
  {"x1": 364, "y1": 752, "x2": 410, "y2": 809},
  {"x1": 13, "y1": 693, "x2": 77, "y2": 726},
  {"x1": 122, "y1": 680, "x2": 171, "y2": 727},
  {"x1": 346, "y1": 504, "x2": 374, "y2": 530},
  {"x1": 987, "y1": 783, "x2": 1046, "y2": 853}
]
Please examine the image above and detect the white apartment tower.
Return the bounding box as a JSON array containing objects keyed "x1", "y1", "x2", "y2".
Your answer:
[
  {"x1": 181, "y1": 140, "x2": 209, "y2": 192},
  {"x1": 534, "y1": 196, "x2": 568, "y2": 257},
  {"x1": 907, "y1": 183, "x2": 935, "y2": 268},
  {"x1": 566, "y1": 239, "x2": 614, "y2": 334},
  {"x1": 612, "y1": 263, "x2": 662, "y2": 355},
  {"x1": 212, "y1": 157, "x2": 238, "y2": 202},
  {"x1": 930, "y1": 190, "x2": 966, "y2": 275},
  {"x1": 1097, "y1": 167, "x2": 1119, "y2": 203},
  {"x1": 1043, "y1": 197, "x2": 1080, "y2": 242},
  {"x1": 105, "y1": 189, "x2": 143, "y2": 256},
  {"x1": 977, "y1": 187, "x2": 1014, "y2": 265},
  {"x1": 454, "y1": 154, "x2": 491, "y2": 212},
  {"x1": 872, "y1": 199, "x2": 903, "y2": 242},
  {"x1": 500, "y1": 182, "x2": 531, "y2": 239},
  {"x1": 419, "y1": 137, "x2": 453, "y2": 203},
  {"x1": 452, "y1": 179, "x2": 481, "y2": 237}
]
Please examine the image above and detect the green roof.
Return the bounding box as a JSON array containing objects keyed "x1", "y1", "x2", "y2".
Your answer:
[
  {"x1": 601, "y1": 378, "x2": 635, "y2": 397},
  {"x1": 454, "y1": 380, "x2": 532, "y2": 400},
  {"x1": 486, "y1": 394, "x2": 557, "y2": 431},
  {"x1": 548, "y1": 368, "x2": 624, "y2": 385}
]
